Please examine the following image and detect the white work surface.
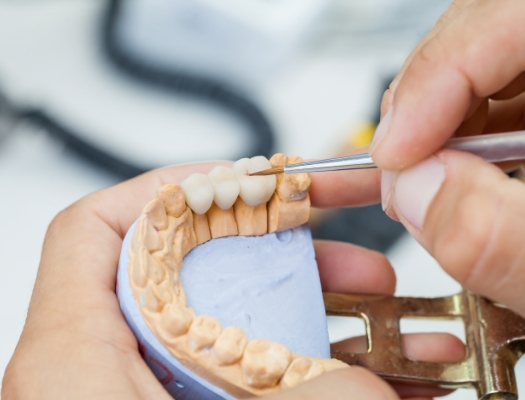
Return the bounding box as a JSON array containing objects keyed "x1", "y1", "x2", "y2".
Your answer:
[{"x1": 0, "y1": 1, "x2": 523, "y2": 398}]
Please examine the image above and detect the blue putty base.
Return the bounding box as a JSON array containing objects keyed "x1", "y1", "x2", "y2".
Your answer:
[{"x1": 117, "y1": 221, "x2": 329, "y2": 399}]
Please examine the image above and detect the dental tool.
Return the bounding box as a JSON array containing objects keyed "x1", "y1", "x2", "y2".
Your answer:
[{"x1": 250, "y1": 130, "x2": 525, "y2": 176}]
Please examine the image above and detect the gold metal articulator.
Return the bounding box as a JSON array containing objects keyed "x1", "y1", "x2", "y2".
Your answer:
[{"x1": 324, "y1": 290, "x2": 525, "y2": 400}]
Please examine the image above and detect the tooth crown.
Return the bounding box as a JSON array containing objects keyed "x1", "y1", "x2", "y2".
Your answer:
[
  {"x1": 208, "y1": 166, "x2": 241, "y2": 210},
  {"x1": 161, "y1": 303, "x2": 193, "y2": 337},
  {"x1": 180, "y1": 173, "x2": 215, "y2": 215},
  {"x1": 127, "y1": 154, "x2": 347, "y2": 397},
  {"x1": 213, "y1": 326, "x2": 248, "y2": 366},
  {"x1": 233, "y1": 157, "x2": 276, "y2": 207},
  {"x1": 241, "y1": 339, "x2": 292, "y2": 389},
  {"x1": 188, "y1": 315, "x2": 222, "y2": 349}
]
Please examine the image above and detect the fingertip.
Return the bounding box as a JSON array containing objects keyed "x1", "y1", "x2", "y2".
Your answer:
[
  {"x1": 331, "y1": 336, "x2": 368, "y2": 354},
  {"x1": 402, "y1": 333, "x2": 466, "y2": 363},
  {"x1": 309, "y1": 167, "x2": 381, "y2": 208},
  {"x1": 314, "y1": 240, "x2": 396, "y2": 295},
  {"x1": 381, "y1": 170, "x2": 395, "y2": 210},
  {"x1": 385, "y1": 206, "x2": 400, "y2": 222},
  {"x1": 381, "y1": 170, "x2": 400, "y2": 221}
]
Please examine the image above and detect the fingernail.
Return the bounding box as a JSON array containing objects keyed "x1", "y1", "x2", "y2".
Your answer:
[
  {"x1": 382, "y1": 170, "x2": 400, "y2": 221},
  {"x1": 381, "y1": 170, "x2": 395, "y2": 211},
  {"x1": 370, "y1": 106, "x2": 393, "y2": 155},
  {"x1": 393, "y1": 157, "x2": 445, "y2": 230}
]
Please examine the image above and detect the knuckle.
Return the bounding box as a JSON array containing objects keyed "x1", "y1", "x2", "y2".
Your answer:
[
  {"x1": 46, "y1": 207, "x2": 70, "y2": 234},
  {"x1": 417, "y1": 33, "x2": 448, "y2": 68},
  {"x1": 44, "y1": 203, "x2": 83, "y2": 243},
  {"x1": 45, "y1": 209, "x2": 69, "y2": 241}
]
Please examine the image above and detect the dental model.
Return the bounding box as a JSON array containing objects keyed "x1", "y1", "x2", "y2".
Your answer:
[{"x1": 117, "y1": 154, "x2": 348, "y2": 399}]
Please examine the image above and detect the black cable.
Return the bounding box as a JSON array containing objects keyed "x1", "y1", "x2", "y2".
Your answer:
[
  {"x1": 0, "y1": 82, "x2": 149, "y2": 179},
  {"x1": 1, "y1": 0, "x2": 277, "y2": 181},
  {"x1": 19, "y1": 109, "x2": 147, "y2": 179},
  {"x1": 101, "y1": 0, "x2": 275, "y2": 161}
]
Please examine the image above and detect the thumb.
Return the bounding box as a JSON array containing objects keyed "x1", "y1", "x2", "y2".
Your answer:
[
  {"x1": 384, "y1": 150, "x2": 525, "y2": 317},
  {"x1": 262, "y1": 367, "x2": 399, "y2": 400}
]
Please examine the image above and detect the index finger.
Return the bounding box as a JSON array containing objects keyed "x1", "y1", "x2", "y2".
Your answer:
[
  {"x1": 309, "y1": 167, "x2": 381, "y2": 208},
  {"x1": 371, "y1": 0, "x2": 525, "y2": 170}
]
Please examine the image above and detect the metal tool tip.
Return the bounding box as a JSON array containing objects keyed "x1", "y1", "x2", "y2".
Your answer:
[{"x1": 247, "y1": 166, "x2": 284, "y2": 176}]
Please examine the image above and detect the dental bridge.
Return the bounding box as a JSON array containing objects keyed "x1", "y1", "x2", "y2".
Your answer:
[{"x1": 123, "y1": 153, "x2": 525, "y2": 400}]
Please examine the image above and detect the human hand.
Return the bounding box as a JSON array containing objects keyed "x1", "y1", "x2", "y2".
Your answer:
[
  {"x1": 2, "y1": 162, "x2": 463, "y2": 400},
  {"x1": 370, "y1": 0, "x2": 525, "y2": 317}
]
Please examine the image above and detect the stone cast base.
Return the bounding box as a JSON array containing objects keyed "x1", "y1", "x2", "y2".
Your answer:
[{"x1": 117, "y1": 221, "x2": 329, "y2": 399}]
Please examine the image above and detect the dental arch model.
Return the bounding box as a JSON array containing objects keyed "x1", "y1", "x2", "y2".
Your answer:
[{"x1": 119, "y1": 154, "x2": 348, "y2": 399}]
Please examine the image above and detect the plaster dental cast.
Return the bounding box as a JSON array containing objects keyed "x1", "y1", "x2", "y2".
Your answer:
[
  {"x1": 4, "y1": 0, "x2": 525, "y2": 398},
  {"x1": 119, "y1": 154, "x2": 344, "y2": 399}
]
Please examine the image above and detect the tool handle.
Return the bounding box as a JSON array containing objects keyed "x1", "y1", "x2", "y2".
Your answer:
[{"x1": 445, "y1": 130, "x2": 525, "y2": 162}]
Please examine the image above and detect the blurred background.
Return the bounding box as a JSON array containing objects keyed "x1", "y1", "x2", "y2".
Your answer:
[{"x1": 0, "y1": 1, "x2": 523, "y2": 398}]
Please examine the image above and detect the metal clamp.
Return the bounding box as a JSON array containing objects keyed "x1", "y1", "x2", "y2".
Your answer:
[{"x1": 324, "y1": 290, "x2": 525, "y2": 400}]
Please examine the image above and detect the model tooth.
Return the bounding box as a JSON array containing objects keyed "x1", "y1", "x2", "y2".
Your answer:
[
  {"x1": 241, "y1": 339, "x2": 292, "y2": 389},
  {"x1": 141, "y1": 282, "x2": 166, "y2": 313},
  {"x1": 208, "y1": 166, "x2": 240, "y2": 210},
  {"x1": 281, "y1": 357, "x2": 325, "y2": 389},
  {"x1": 268, "y1": 192, "x2": 310, "y2": 233},
  {"x1": 233, "y1": 156, "x2": 276, "y2": 207},
  {"x1": 131, "y1": 215, "x2": 162, "y2": 252},
  {"x1": 193, "y1": 212, "x2": 211, "y2": 245},
  {"x1": 168, "y1": 279, "x2": 187, "y2": 306},
  {"x1": 188, "y1": 315, "x2": 222, "y2": 349},
  {"x1": 131, "y1": 246, "x2": 148, "y2": 288},
  {"x1": 133, "y1": 245, "x2": 165, "y2": 286},
  {"x1": 143, "y1": 198, "x2": 168, "y2": 230},
  {"x1": 147, "y1": 253, "x2": 166, "y2": 284},
  {"x1": 180, "y1": 173, "x2": 215, "y2": 215},
  {"x1": 160, "y1": 303, "x2": 194, "y2": 337},
  {"x1": 172, "y1": 208, "x2": 198, "y2": 262},
  {"x1": 270, "y1": 154, "x2": 311, "y2": 201},
  {"x1": 233, "y1": 197, "x2": 267, "y2": 236},
  {"x1": 158, "y1": 281, "x2": 173, "y2": 303},
  {"x1": 158, "y1": 184, "x2": 186, "y2": 218},
  {"x1": 213, "y1": 326, "x2": 247, "y2": 366},
  {"x1": 207, "y1": 203, "x2": 238, "y2": 238}
]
